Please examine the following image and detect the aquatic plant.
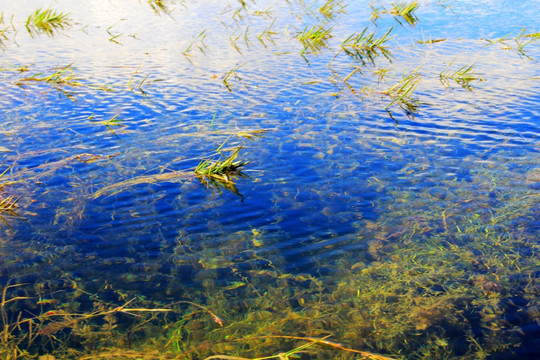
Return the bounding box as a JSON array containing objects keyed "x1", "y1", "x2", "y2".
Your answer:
[
  {"x1": 195, "y1": 143, "x2": 248, "y2": 182},
  {"x1": 106, "y1": 24, "x2": 123, "y2": 44},
  {"x1": 0, "y1": 12, "x2": 15, "y2": 49},
  {"x1": 207, "y1": 335, "x2": 398, "y2": 360},
  {"x1": 184, "y1": 30, "x2": 208, "y2": 60},
  {"x1": 369, "y1": 1, "x2": 419, "y2": 26},
  {"x1": 0, "y1": 168, "x2": 23, "y2": 227},
  {"x1": 382, "y1": 65, "x2": 422, "y2": 113},
  {"x1": 318, "y1": 0, "x2": 348, "y2": 20},
  {"x1": 390, "y1": 1, "x2": 420, "y2": 26},
  {"x1": 482, "y1": 28, "x2": 540, "y2": 59},
  {"x1": 147, "y1": 0, "x2": 176, "y2": 15},
  {"x1": 223, "y1": 63, "x2": 245, "y2": 91},
  {"x1": 1, "y1": 1, "x2": 539, "y2": 360},
  {"x1": 25, "y1": 7, "x2": 70, "y2": 37},
  {"x1": 257, "y1": 19, "x2": 277, "y2": 47},
  {"x1": 15, "y1": 64, "x2": 113, "y2": 94},
  {"x1": 297, "y1": 24, "x2": 333, "y2": 55},
  {"x1": 0, "y1": 194, "x2": 20, "y2": 214},
  {"x1": 16, "y1": 63, "x2": 82, "y2": 87},
  {"x1": 0, "y1": 284, "x2": 35, "y2": 359},
  {"x1": 439, "y1": 60, "x2": 483, "y2": 90},
  {"x1": 416, "y1": 38, "x2": 446, "y2": 45},
  {"x1": 337, "y1": 27, "x2": 393, "y2": 65},
  {"x1": 89, "y1": 113, "x2": 124, "y2": 137}
]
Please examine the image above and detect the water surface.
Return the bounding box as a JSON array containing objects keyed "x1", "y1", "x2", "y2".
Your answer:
[{"x1": 0, "y1": 1, "x2": 538, "y2": 359}]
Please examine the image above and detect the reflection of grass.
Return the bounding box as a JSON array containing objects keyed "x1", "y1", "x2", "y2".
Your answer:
[{"x1": 25, "y1": 8, "x2": 70, "y2": 37}]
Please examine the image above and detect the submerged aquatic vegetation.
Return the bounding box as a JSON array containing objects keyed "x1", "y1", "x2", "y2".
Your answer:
[
  {"x1": 93, "y1": 169, "x2": 192, "y2": 198},
  {"x1": 0, "y1": 284, "x2": 34, "y2": 359},
  {"x1": 1, "y1": 1, "x2": 539, "y2": 360},
  {"x1": 25, "y1": 7, "x2": 70, "y2": 37}
]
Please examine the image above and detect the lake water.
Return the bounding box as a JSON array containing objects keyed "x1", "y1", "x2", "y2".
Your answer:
[{"x1": 0, "y1": 1, "x2": 538, "y2": 359}]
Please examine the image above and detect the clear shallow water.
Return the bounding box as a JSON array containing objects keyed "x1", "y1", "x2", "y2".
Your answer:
[{"x1": 0, "y1": 1, "x2": 539, "y2": 359}]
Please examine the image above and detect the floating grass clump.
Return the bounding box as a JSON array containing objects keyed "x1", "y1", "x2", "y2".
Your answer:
[
  {"x1": 147, "y1": 0, "x2": 175, "y2": 15},
  {"x1": 25, "y1": 7, "x2": 70, "y2": 37},
  {"x1": 439, "y1": 60, "x2": 483, "y2": 90},
  {"x1": 195, "y1": 139, "x2": 249, "y2": 198},
  {"x1": 297, "y1": 24, "x2": 333, "y2": 55},
  {"x1": 318, "y1": 0, "x2": 347, "y2": 20},
  {"x1": 390, "y1": 1, "x2": 419, "y2": 26},
  {"x1": 483, "y1": 28, "x2": 540, "y2": 59},
  {"x1": 223, "y1": 62, "x2": 245, "y2": 91},
  {"x1": 369, "y1": 1, "x2": 419, "y2": 26},
  {"x1": 15, "y1": 64, "x2": 113, "y2": 95},
  {"x1": 184, "y1": 30, "x2": 208, "y2": 61},
  {"x1": 16, "y1": 63, "x2": 81, "y2": 87},
  {"x1": 0, "y1": 12, "x2": 15, "y2": 48},
  {"x1": 195, "y1": 144, "x2": 248, "y2": 182},
  {"x1": 382, "y1": 65, "x2": 421, "y2": 116},
  {"x1": 337, "y1": 27, "x2": 393, "y2": 65}
]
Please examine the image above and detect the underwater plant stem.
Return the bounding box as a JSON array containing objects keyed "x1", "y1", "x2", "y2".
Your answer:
[
  {"x1": 173, "y1": 300, "x2": 224, "y2": 326},
  {"x1": 235, "y1": 335, "x2": 397, "y2": 360}
]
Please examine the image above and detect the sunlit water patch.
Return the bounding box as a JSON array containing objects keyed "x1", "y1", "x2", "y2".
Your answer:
[{"x1": 0, "y1": 1, "x2": 539, "y2": 359}]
